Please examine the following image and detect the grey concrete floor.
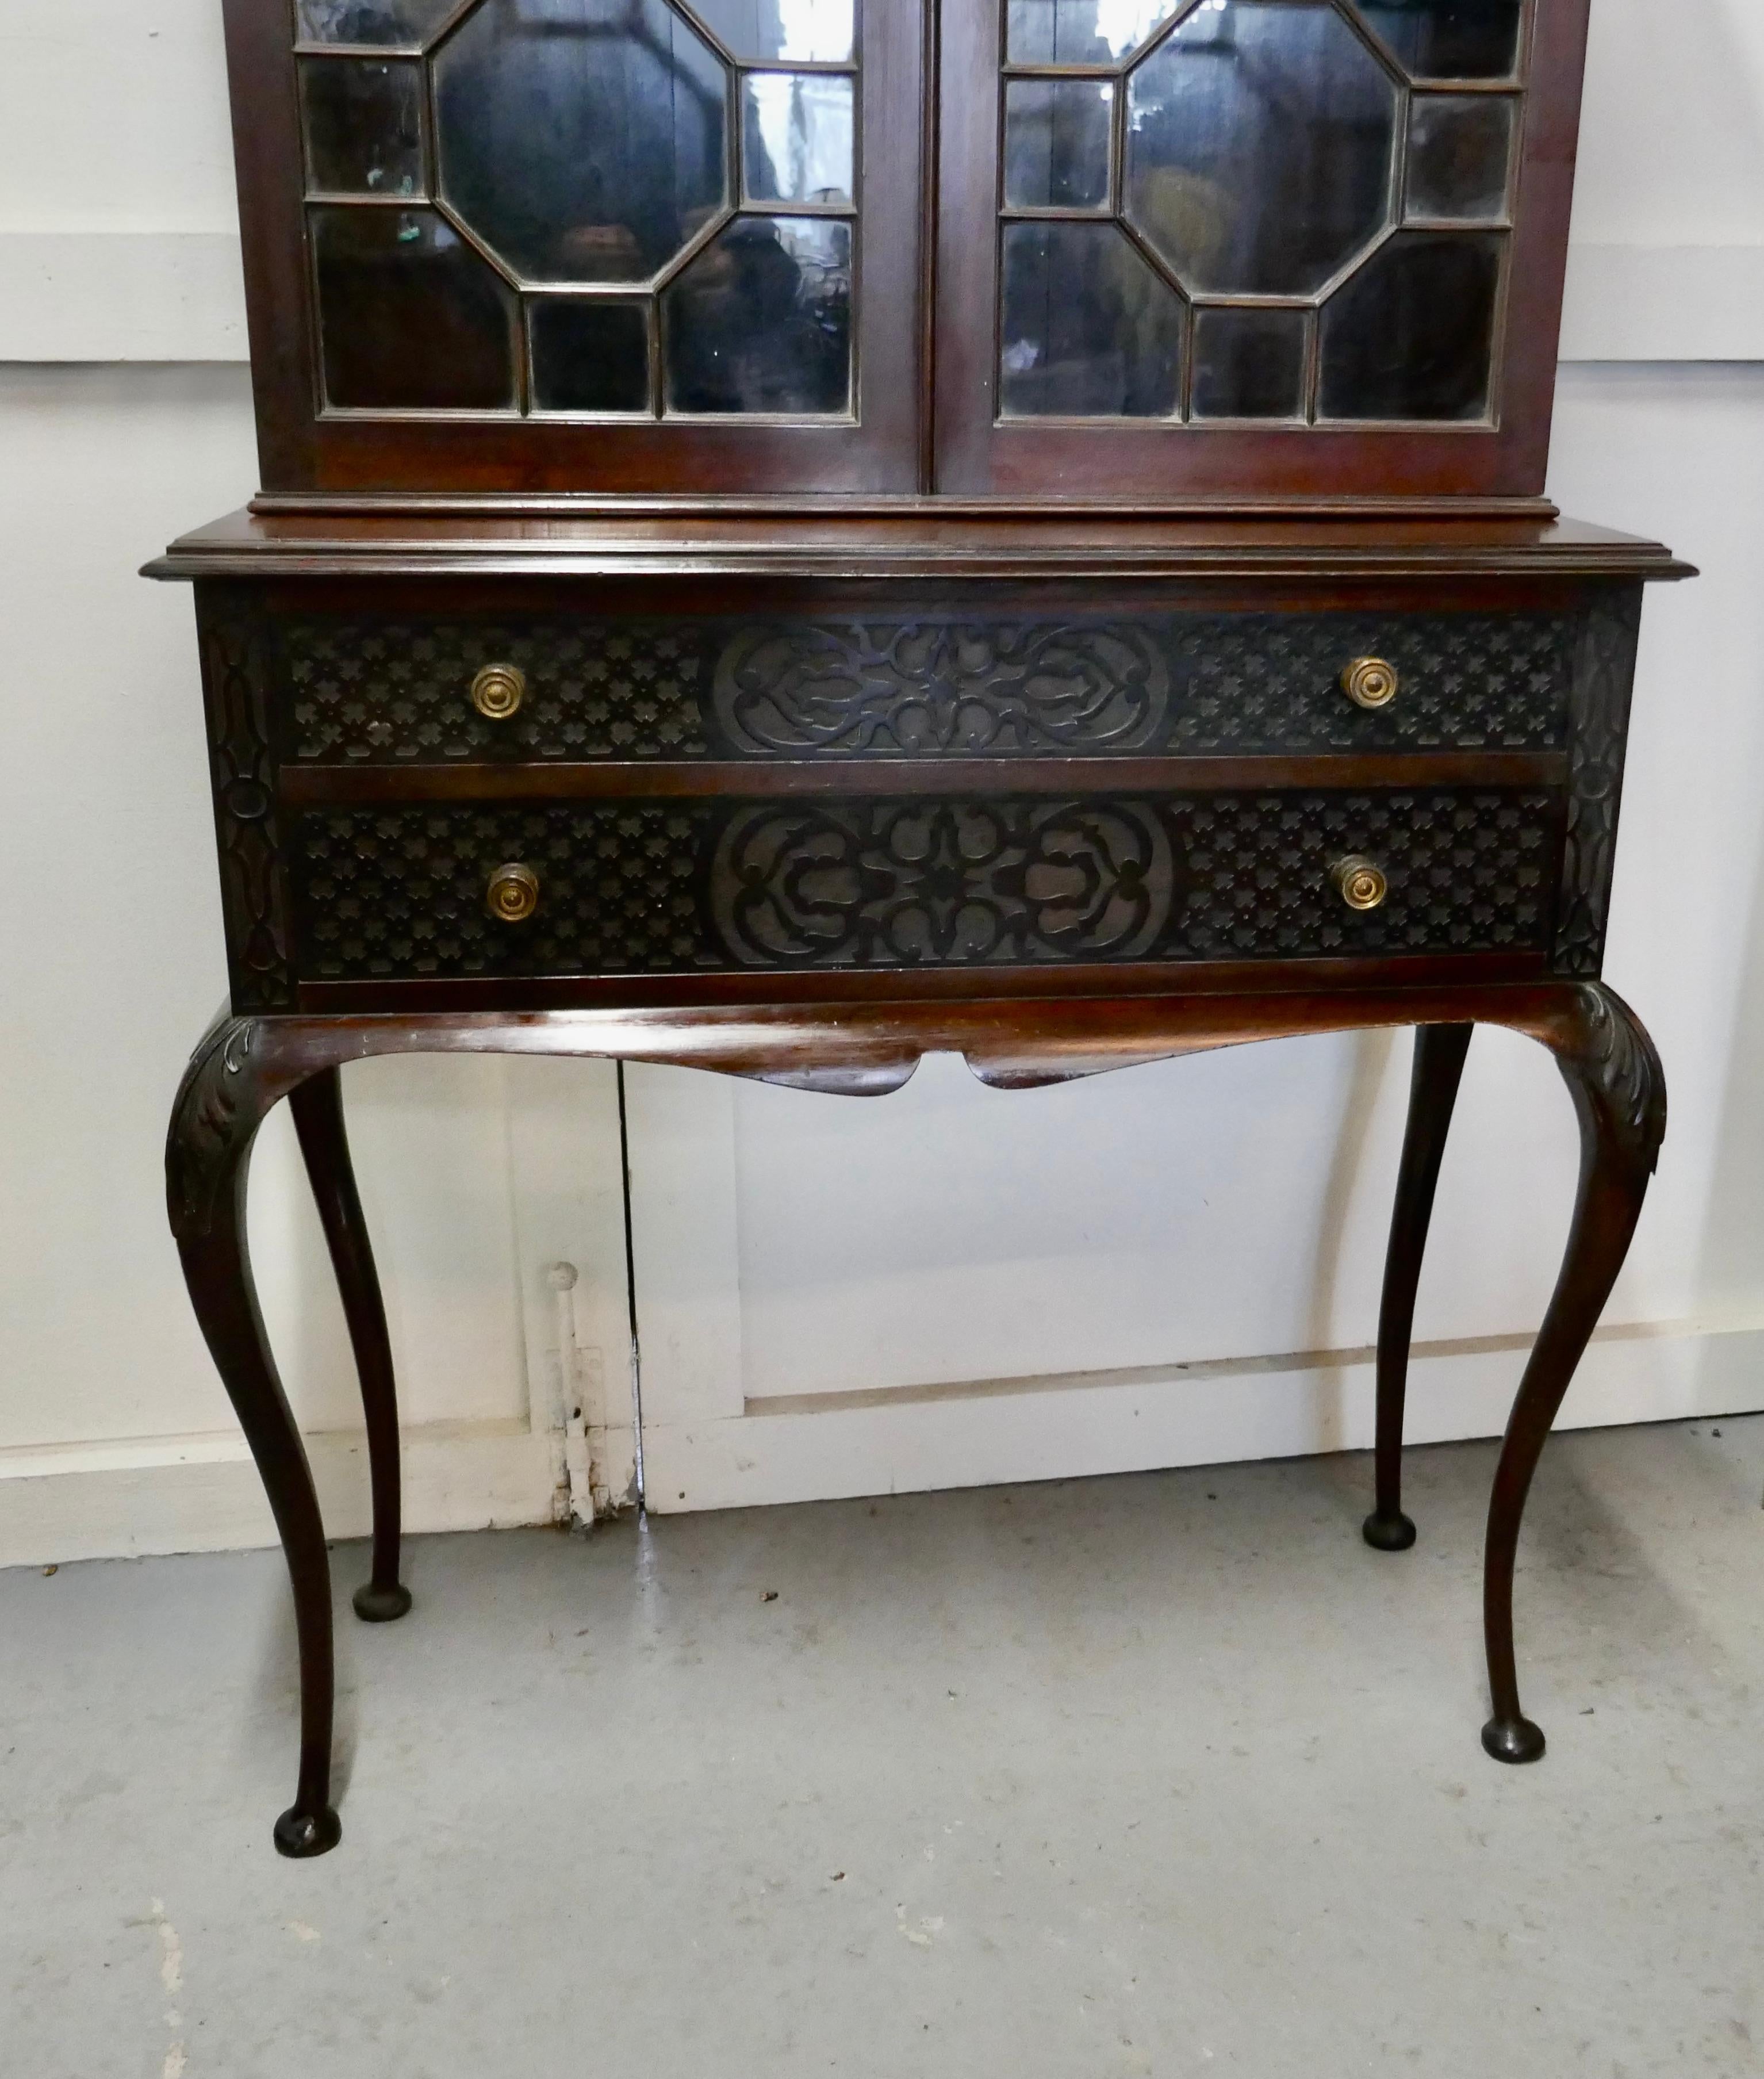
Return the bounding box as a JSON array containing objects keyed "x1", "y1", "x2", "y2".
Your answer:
[{"x1": 3, "y1": 1419, "x2": 1762, "y2": 2078}]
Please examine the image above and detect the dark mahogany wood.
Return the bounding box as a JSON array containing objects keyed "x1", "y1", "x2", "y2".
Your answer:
[
  {"x1": 163, "y1": 978, "x2": 1664, "y2": 1850},
  {"x1": 287, "y1": 1068, "x2": 412, "y2": 1625},
  {"x1": 1366, "y1": 1022, "x2": 1474, "y2": 1551},
  {"x1": 939, "y1": 0, "x2": 1592, "y2": 504},
  {"x1": 158, "y1": 0, "x2": 1690, "y2": 1859}
]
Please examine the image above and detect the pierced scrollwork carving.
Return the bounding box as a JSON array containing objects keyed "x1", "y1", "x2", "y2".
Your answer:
[
  {"x1": 710, "y1": 799, "x2": 1175, "y2": 966},
  {"x1": 201, "y1": 595, "x2": 294, "y2": 1011},
  {"x1": 1555, "y1": 982, "x2": 1667, "y2": 1176},
  {"x1": 712, "y1": 622, "x2": 1171, "y2": 755},
  {"x1": 1552, "y1": 590, "x2": 1643, "y2": 978},
  {"x1": 166, "y1": 1016, "x2": 264, "y2": 1242}
]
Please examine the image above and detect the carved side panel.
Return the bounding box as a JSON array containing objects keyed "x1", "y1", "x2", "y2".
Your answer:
[
  {"x1": 198, "y1": 590, "x2": 294, "y2": 1012},
  {"x1": 1552, "y1": 588, "x2": 1644, "y2": 978}
]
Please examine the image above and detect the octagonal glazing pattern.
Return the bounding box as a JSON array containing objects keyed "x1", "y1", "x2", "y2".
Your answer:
[
  {"x1": 295, "y1": 0, "x2": 862, "y2": 418},
  {"x1": 998, "y1": 0, "x2": 1527, "y2": 426},
  {"x1": 433, "y1": 0, "x2": 729, "y2": 286},
  {"x1": 1126, "y1": 1, "x2": 1398, "y2": 299}
]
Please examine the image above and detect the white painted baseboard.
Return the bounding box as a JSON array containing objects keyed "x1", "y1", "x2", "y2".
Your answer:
[
  {"x1": 0, "y1": 1419, "x2": 561, "y2": 1571},
  {"x1": 640, "y1": 1321, "x2": 1764, "y2": 1514}
]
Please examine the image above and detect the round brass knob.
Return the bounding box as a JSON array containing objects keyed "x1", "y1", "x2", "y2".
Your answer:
[
  {"x1": 1331, "y1": 856, "x2": 1389, "y2": 912},
  {"x1": 470, "y1": 663, "x2": 526, "y2": 721},
  {"x1": 1340, "y1": 656, "x2": 1399, "y2": 710},
  {"x1": 486, "y1": 862, "x2": 540, "y2": 923}
]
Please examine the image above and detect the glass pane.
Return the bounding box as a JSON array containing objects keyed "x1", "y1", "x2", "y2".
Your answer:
[
  {"x1": 312, "y1": 206, "x2": 518, "y2": 410},
  {"x1": 743, "y1": 73, "x2": 854, "y2": 206},
  {"x1": 684, "y1": 0, "x2": 854, "y2": 62},
  {"x1": 1007, "y1": 1, "x2": 1178, "y2": 63},
  {"x1": 1318, "y1": 232, "x2": 1502, "y2": 420},
  {"x1": 999, "y1": 221, "x2": 1183, "y2": 418},
  {"x1": 531, "y1": 298, "x2": 653, "y2": 411},
  {"x1": 433, "y1": 0, "x2": 730, "y2": 285},
  {"x1": 1126, "y1": 0, "x2": 1399, "y2": 297},
  {"x1": 1191, "y1": 307, "x2": 1307, "y2": 419},
  {"x1": 664, "y1": 216, "x2": 852, "y2": 413},
  {"x1": 1352, "y1": 0, "x2": 1523, "y2": 81},
  {"x1": 295, "y1": 0, "x2": 457, "y2": 45},
  {"x1": 299, "y1": 57, "x2": 424, "y2": 197},
  {"x1": 1405, "y1": 94, "x2": 1516, "y2": 221},
  {"x1": 1004, "y1": 79, "x2": 1114, "y2": 212}
]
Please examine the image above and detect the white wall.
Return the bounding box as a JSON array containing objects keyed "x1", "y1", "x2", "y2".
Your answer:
[{"x1": 2, "y1": 1, "x2": 1762, "y2": 1560}]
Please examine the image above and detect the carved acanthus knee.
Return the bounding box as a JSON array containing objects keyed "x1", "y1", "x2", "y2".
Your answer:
[
  {"x1": 166, "y1": 1014, "x2": 272, "y2": 1242},
  {"x1": 1546, "y1": 982, "x2": 1667, "y2": 1180}
]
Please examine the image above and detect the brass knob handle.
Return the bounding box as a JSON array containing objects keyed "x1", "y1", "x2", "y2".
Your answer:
[
  {"x1": 486, "y1": 862, "x2": 539, "y2": 923},
  {"x1": 1340, "y1": 656, "x2": 1399, "y2": 710},
  {"x1": 470, "y1": 663, "x2": 526, "y2": 720},
  {"x1": 1330, "y1": 856, "x2": 1389, "y2": 912}
]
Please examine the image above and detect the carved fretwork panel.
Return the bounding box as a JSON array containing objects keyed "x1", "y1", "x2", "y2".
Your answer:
[
  {"x1": 284, "y1": 621, "x2": 711, "y2": 763},
  {"x1": 280, "y1": 610, "x2": 1575, "y2": 766},
  {"x1": 198, "y1": 591, "x2": 294, "y2": 1011},
  {"x1": 294, "y1": 805, "x2": 716, "y2": 979},
  {"x1": 1167, "y1": 612, "x2": 1575, "y2": 753},
  {"x1": 1552, "y1": 587, "x2": 1643, "y2": 979},
  {"x1": 712, "y1": 622, "x2": 1172, "y2": 753},
  {"x1": 290, "y1": 787, "x2": 1560, "y2": 982}
]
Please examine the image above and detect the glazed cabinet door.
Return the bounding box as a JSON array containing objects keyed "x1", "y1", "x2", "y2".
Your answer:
[
  {"x1": 233, "y1": 0, "x2": 925, "y2": 493},
  {"x1": 932, "y1": 0, "x2": 1588, "y2": 502}
]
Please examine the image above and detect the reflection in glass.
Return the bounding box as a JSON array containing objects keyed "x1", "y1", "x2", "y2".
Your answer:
[
  {"x1": 1191, "y1": 307, "x2": 1307, "y2": 419},
  {"x1": 999, "y1": 221, "x2": 1183, "y2": 417},
  {"x1": 299, "y1": 58, "x2": 424, "y2": 196},
  {"x1": 296, "y1": 0, "x2": 457, "y2": 44},
  {"x1": 1126, "y1": 0, "x2": 1398, "y2": 297},
  {"x1": 434, "y1": 0, "x2": 728, "y2": 284},
  {"x1": 1318, "y1": 232, "x2": 1502, "y2": 419},
  {"x1": 531, "y1": 298, "x2": 652, "y2": 411},
  {"x1": 743, "y1": 74, "x2": 854, "y2": 206},
  {"x1": 1353, "y1": 0, "x2": 1523, "y2": 81},
  {"x1": 1007, "y1": 1, "x2": 1177, "y2": 63},
  {"x1": 664, "y1": 217, "x2": 852, "y2": 413},
  {"x1": 312, "y1": 207, "x2": 517, "y2": 410},
  {"x1": 685, "y1": 0, "x2": 854, "y2": 62},
  {"x1": 1004, "y1": 79, "x2": 1114, "y2": 212},
  {"x1": 1406, "y1": 94, "x2": 1515, "y2": 221}
]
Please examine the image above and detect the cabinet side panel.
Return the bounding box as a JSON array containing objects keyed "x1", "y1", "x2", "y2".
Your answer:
[
  {"x1": 197, "y1": 582, "x2": 296, "y2": 1011},
  {"x1": 1551, "y1": 582, "x2": 1643, "y2": 978}
]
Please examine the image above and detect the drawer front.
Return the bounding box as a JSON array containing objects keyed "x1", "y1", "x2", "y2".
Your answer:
[
  {"x1": 281, "y1": 611, "x2": 1576, "y2": 766},
  {"x1": 289, "y1": 788, "x2": 1560, "y2": 983}
]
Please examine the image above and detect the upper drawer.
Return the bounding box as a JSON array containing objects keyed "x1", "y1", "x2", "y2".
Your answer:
[{"x1": 279, "y1": 610, "x2": 1577, "y2": 765}]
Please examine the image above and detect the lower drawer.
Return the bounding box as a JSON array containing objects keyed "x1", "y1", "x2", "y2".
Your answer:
[{"x1": 289, "y1": 788, "x2": 1562, "y2": 982}]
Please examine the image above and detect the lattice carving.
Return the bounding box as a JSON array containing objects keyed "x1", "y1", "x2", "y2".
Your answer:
[
  {"x1": 201, "y1": 597, "x2": 294, "y2": 1011},
  {"x1": 1168, "y1": 790, "x2": 1557, "y2": 958},
  {"x1": 710, "y1": 801, "x2": 1175, "y2": 965},
  {"x1": 292, "y1": 788, "x2": 1557, "y2": 982},
  {"x1": 294, "y1": 805, "x2": 716, "y2": 978},
  {"x1": 712, "y1": 623, "x2": 1171, "y2": 754},
  {"x1": 1168, "y1": 613, "x2": 1575, "y2": 753},
  {"x1": 1552, "y1": 590, "x2": 1643, "y2": 978},
  {"x1": 285, "y1": 622, "x2": 711, "y2": 763}
]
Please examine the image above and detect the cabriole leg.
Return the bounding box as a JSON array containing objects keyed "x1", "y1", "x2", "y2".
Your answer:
[
  {"x1": 1481, "y1": 984, "x2": 1666, "y2": 1763},
  {"x1": 290, "y1": 1068, "x2": 412, "y2": 1624},
  {"x1": 167, "y1": 1017, "x2": 341, "y2": 1856},
  {"x1": 1364, "y1": 1023, "x2": 1474, "y2": 1552}
]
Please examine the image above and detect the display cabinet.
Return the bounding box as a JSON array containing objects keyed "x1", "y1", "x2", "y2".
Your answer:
[{"x1": 151, "y1": 0, "x2": 1692, "y2": 1856}]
